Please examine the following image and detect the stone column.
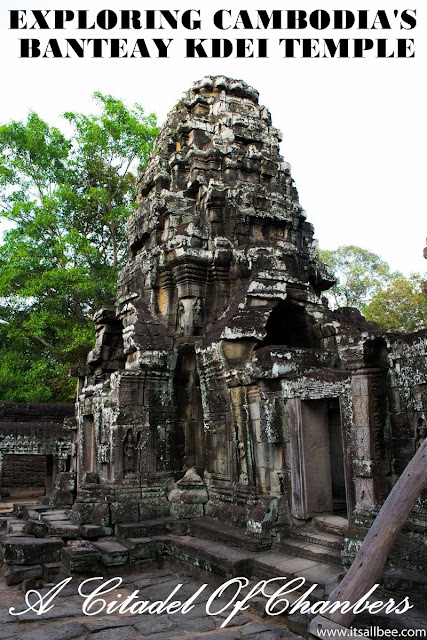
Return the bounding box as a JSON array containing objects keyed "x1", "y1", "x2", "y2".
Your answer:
[
  {"x1": 248, "y1": 386, "x2": 272, "y2": 494},
  {"x1": 351, "y1": 368, "x2": 391, "y2": 513},
  {"x1": 230, "y1": 386, "x2": 253, "y2": 486}
]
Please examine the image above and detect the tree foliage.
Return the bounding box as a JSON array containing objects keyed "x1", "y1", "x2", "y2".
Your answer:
[
  {"x1": 319, "y1": 245, "x2": 400, "y2": 309},
  {"x1": 0, "y1": 94, "x2": 159, "y2": 401},
  {"x1": 364, "y1": 274, "x2": 427, "y2": 332},
  {"x1": 320, "y1": 245, "x2": 427, "y2": 333}
]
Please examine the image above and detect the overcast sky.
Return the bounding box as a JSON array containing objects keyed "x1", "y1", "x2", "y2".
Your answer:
[{"x1": 0, "y1": 0, "x2": 425, "y2": 276}]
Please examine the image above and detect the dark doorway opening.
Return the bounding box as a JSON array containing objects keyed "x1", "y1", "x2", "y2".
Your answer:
[{"x1": 327, "y1": 399, "x2": 347, "y2": 516}]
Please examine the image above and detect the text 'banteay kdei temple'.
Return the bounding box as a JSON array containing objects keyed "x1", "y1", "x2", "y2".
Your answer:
[{"x1": 1, "y1": 78, "x2": 426, "y2": 625}]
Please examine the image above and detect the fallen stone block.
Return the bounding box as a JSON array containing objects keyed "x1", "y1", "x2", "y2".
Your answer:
[
  {"x1": 80, "y1": 523, "x2": 106, "y2": 538},
  {"x1": 7, "y1": 522, "x2": 27, "y2": 535},
  {"x1": 121, "y1": 537, "x2": 156, "y2": 563},
  {"x1": 91, "y1": 540, "x2": 129, "y2": 566},
  {"x1": 62, "y1": 543, "x2": 102, "y2": 573},
  {"x1": 41, "y1": 511, "x2": 71, "y2": 521},
  {"x1": 12, "y1": 503, "x2": 49, "y2": 519},
  {"x1": 71, "y1": 502, "x2": 110, "y2": 526},
  {"x1": 1, "y1": 537, "x2": 64, "y2": 565},
  {"x1": 42, "y1": 562, "x2": 66, "y2": 582},
  {"x1": 47, "y1": 521, "x2": 80, "y2": 539},
  {"x1": 5, "y1": 564, "x2": 43, "y2": 585},
  {"x1": 23, "y1": 519, "x2": 48, "y2": 538}
]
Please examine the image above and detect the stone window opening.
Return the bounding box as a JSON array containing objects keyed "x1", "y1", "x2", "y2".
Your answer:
[
  {"x1": 130, "y1": 232, "x2": 150, "y2": 256},
  {"x1": 256, "y1": 299, "x2": 322, "y2": 350}
]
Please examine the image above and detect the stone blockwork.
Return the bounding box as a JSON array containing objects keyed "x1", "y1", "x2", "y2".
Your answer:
[
  {"x1": 67, "y1": 77, "x2": 427, "y2": 580},
  {"x1": 2, "y1": 454, "x2": 46, "y2": 488},
  {"x1": 0, "y1": 402, "x2": 75, "y2": 498}
]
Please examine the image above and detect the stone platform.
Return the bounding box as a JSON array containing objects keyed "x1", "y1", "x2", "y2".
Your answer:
[{"x1": 1, "y1": 507, "x2": 427, "y2": 638}]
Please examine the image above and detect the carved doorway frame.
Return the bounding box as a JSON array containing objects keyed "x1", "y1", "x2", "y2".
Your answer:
[{"x1": 289, "y1": 397, "x2": 351, "y2": 520}]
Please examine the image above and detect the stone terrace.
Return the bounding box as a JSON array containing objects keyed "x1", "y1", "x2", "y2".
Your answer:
[{"x1": 1, "y1": 506, "x2": 426, "y2": 637}]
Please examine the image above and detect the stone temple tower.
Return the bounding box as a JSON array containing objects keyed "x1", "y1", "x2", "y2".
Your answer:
[{"x1": 71, "y1": 76, "x2": 372, "y2": 531}]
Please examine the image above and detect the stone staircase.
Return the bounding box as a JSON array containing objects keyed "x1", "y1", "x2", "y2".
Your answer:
[
  {"x1": 271, "y1": 515, "x2": 348, "y2": 568},
  {"x1": 0, "y1": 509, "x2": 347, "y2": 593},
  {"x1": 191, "y1": 516, "x2": 271, "y2": 551},
  {"x1": 1, "y1": 508, "x2": 427, "y2": 636},
  {"x1": 314, "y1": 514, "x2": 349, "y2": 535}
]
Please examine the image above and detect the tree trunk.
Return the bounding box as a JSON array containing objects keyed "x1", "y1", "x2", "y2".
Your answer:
[{"x1": 309, "y1": 437, "x2": 427, "y2": 636}]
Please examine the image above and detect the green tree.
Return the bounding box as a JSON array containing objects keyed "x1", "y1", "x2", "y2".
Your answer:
[
  {"x1": 319, "y1": 245, "x2": 400, "y2": 309},
  {"x1": 364, "y1": 274, "x2": 427, "y2": 332},
  {"x1": 0, "y1": 94, "x2": 159, "y2": 402}
]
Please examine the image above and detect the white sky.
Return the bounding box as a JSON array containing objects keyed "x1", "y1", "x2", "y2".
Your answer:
[{"x1": 0, "y1": 0, "x2": 426, "y2": 276}]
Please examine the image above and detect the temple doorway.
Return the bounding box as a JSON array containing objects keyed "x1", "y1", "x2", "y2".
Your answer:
[
  {"x1": 289, "y1": 397, "x2": 349, "y2": 520},
  {"x1": 327, "y1": 399, "x2": 347, "y2": 515}
]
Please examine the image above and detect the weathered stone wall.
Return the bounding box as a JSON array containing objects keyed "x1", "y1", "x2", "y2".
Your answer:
[
  {"x1": 342, "y1": 330, "x2": 427, "y2": 572},
  {"x1": 2, "y1": 454, "x2": 46, "y2": 488},
  {"x1": 0, "y1": 402, "x2": 74, "y2": 494},
  {"x1": 386, "y1": 330, "x2": 427, "y2": 482},
  {"x1": 0, "y1": 402, "x2": 74, "y2": 424}
]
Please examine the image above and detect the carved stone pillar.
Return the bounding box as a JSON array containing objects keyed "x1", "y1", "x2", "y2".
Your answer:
[
  {"x1": 351, "y1": 368, "x2": 391, "y2": 513},
  {"x1": 230, "y1": 386, "x2": 251, "y2": 485}
]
